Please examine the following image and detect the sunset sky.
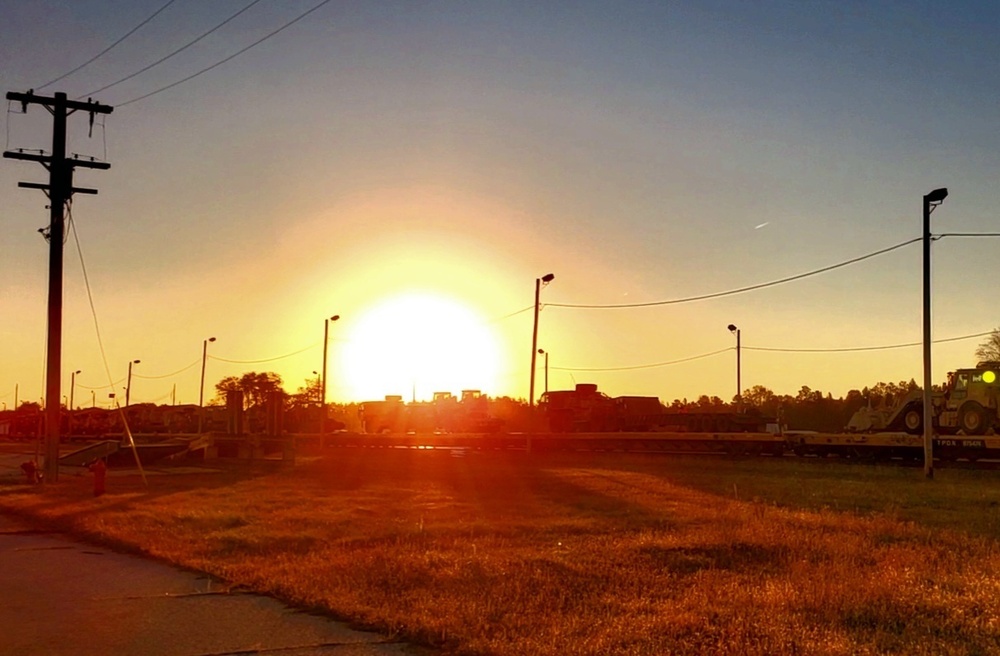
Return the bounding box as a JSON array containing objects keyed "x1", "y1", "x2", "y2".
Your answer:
[{"x1": 2, "y1": 1, "x2": 999, "y2": 408}]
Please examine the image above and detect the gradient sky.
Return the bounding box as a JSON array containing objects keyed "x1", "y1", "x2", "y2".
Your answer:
[{"x1": 2, "y1": 0, "x2": 999, "y2": 408}]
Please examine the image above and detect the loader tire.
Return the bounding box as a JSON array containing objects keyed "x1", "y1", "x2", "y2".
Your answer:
[
  {"x1": 959, "y1": 402, "x2": 987, "y2": 436},
  {"x1": 903, "y1": 405, "x2": 923, "y2": 435}
]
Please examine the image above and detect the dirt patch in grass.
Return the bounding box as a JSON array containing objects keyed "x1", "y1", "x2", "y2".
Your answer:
[{"x1": 2, "y1": 450, "x2": 1000, "y2": 655}]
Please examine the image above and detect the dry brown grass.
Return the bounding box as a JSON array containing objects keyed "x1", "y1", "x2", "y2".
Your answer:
[{"x1": 2, "y1": 450, "x2": 1000, "y2": 655}]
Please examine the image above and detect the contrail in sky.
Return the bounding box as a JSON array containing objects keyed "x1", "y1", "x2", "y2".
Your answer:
[{"x1": 755, "y1": 222, "x2": 770, "y2": 229}]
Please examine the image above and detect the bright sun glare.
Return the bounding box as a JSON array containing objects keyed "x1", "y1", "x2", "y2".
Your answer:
[{"x1": 338, "y1": 292, "x2": 503, "y2": 402}]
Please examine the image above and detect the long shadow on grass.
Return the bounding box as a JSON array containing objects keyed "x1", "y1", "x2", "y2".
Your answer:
[
  {"x1": 590, "y1": 454, "x2": 1000, "y2": 541},
  {"x1": 303, "y1": 450, "x2": 677, "y2": 540}
]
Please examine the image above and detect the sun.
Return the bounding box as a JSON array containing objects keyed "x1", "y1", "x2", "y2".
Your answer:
[{"x1": 337, "y1": 292, "x2": 503, "y2": 402}]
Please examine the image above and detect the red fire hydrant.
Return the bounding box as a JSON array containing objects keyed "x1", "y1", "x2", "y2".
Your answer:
[{"x1": 89, "y1": 458, "x2": 107, "y2": 497}]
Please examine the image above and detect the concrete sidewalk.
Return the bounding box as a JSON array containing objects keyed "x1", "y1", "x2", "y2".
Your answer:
[{"x1": 0, "y1": 514, "x2": 427, "y2": 656}]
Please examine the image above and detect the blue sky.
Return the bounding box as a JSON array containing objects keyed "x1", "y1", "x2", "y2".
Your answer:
[{"x1": 1, "y1": 1, "x2": 998, "y2": 407}]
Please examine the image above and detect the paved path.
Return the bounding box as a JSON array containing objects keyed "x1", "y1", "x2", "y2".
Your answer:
[{"x1": 0, "y1": 514, "x2": 425, "y2": 656}]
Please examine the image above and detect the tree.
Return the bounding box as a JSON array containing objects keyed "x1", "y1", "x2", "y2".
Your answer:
[
  {"x1": 742, "y1": 385, "x2": 776, "y2": 409},
  {"x1": 694, "y1": 395, "x2": 726, "y2": 409},
  {"x1": 290, "y1": 375, "x2": 322, "y2": 407},
  {"x1": 795, "y1": 386, "x2": 822, "y2": 403},
  {"x1": 214, "y1": 372, "x2": 285, "y2": 410},
  {"x1": 975, "y1": 327, "x2": 1000, "y2": 363}
]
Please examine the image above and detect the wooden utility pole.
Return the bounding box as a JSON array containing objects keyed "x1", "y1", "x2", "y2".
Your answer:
[
  {"x1": 922, "y1": 187, "x2": 948, "y2": 480},
  {"x1": 4, "y1": 90, "x2": 113, "y2": 481}
]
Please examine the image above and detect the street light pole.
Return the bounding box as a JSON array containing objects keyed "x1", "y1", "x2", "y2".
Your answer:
[
  {"x1": 321, "y1": 315, "x2": 340, "y2": 433},
  {"x1": 69, "y1": 370, "x2": 80, "y2": 411},
  {"x1": 537, "y1": 349, "x2": 549, "y2": 397},
  {"x1": 125, "y1": 359, "x2": 140, "y2": 407},
  {"x1": 538, "y1": 349, "x2": 549, "y2": 394},
  {"x1": 68, "y1": 369, "x2": 80, "y2": 437},
  {"x1": 923, "y1": 187, "x2": 948, "y2": 480},
  {"x1": 198, "y1": 337, "x2": 216, "y2": 433},
  {"x1": 728, "y1": 324, "x2": 741, "y2": 412},
  {"x1": 530, "y1": 273, "x2": 555, "y2": 407}
]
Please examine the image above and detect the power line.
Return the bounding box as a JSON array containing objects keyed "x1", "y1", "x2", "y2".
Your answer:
[
  {"x1": 550, "y1": 330, "x2": 993, "y2": 373},
  {"x1": 552, "y1": 348, "x2": 732, "y2": 372},
  {"x1": 36, "y1": 0, "x2": 180, "y2": 90},
  {"x1": 81, "y1": 0, "x2": 266, "y2": 98},
  {"x1": 490, "y1": 305, "x2": 534, "y2": 322},
  {"x1": 547, "y1": 237, "x2": 921, "y2": 309},
  {"x1": 76, "y1": 379, "x2": 126, "y2": 391},
  {"x1": 936, "y1": 232, "x2": 1000, "y2": 238},
  {"x1": 137, "y1": 389, "x2": 176, "y2": 405},
  {"x1": 133, "y1": 359, "x2": 200, "y2": 380},
  {"x1": 68, "y1": 205, "x2": 121, "y2": 395},
  {"x1": 69, "y1": 204, "x2": 147, "y2": 483},
  {"x1": 117, "y1": 0, "x2": 334, "y2": 107},
  {"x1": 744, "y1": 330, "x2": 994, "y2": 353},
  {"x1": 209, "y1": 343, "x2": 320, "y2": 365}
]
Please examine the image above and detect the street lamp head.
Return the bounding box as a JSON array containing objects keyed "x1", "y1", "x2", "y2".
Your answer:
[
  {"x1": 74, "y1": 369, "x2": 81, "y2": 374},
  {"x1": 132, "y1": 359, "x2": 141, "y2": 364},
  {"x1": 925, "y1": 188, "x2": 948, "y2": 204},
  {"x1": 728, "y1": 324, "x2": 738, "y2": 333},
  {"x1": 538, "y1": 348, "x2": 545, "y2": 354},
  {"x1": 540, "y1": 273, "x2": 555, "y2": 283},
  {"x1": 330, "y1": 315, "x2": 340, "y2": 322},
  {"x1": 208, "y1": 336, "x2": 216, "y2": 343}
]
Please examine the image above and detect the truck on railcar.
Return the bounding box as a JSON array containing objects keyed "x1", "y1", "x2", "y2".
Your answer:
[{"x1": 539, "y1": 383, "x2": 772, "y2": 433}]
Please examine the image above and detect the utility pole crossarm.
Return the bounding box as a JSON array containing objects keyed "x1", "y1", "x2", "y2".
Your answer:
[
  {"x1": 18, "y1": 182, "x2": 98, "y2": 195},
  {"x1": 6, "y1": 90, "x2": 113, "y2": 115},
  {"x1": 3, "y1": 151, "x2": 53, "y2": 164},
  {"x1": 68, "y1": 157, "x2": 111, "y2": 170},
  {"x1": 4, "y1": 151, "x2": 110, "y2": 171}
]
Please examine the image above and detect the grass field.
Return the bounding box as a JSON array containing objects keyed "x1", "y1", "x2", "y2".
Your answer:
[{"x1": 2, "y1": 449, "x2": 1000, "y2": 655}]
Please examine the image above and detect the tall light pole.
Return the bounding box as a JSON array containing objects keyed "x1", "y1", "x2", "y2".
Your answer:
[
  {"x1": 530, "y1": 273, "x2": 555, "y2": 407},
  {"x1": 125, "y1": 359, "x2": 140, "y2": 407},
  {"x1": 68, "y1": 369, "x2": 80, "y2": 437},
  {"x1": 728, "y1": 324, "x2": 741, "y2": 412},
  {"x1": 198, "y1": 337, "x2": 216, "y2": 433},
  {"x1": 321, "y1": 314, "x2": 340, "y2": 431},
  {"x1": 923, "y1": 187, "x2": 948, "y2": 480}
]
